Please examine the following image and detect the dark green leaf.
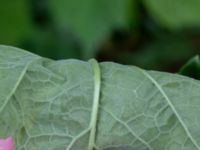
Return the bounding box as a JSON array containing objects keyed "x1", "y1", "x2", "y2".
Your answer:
[{"x1": 179, "y1": 55, "x2": 200, "y2": 80}]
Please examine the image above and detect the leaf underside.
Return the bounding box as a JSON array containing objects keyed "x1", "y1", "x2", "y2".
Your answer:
[{"x1": 1, "y1": 45, "x2": 200, "y2": 150}]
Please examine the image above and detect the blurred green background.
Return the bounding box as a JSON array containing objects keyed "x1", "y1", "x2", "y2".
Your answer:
[{"x1": 0, "y1": 0, "x2": 200, "y2": 72}]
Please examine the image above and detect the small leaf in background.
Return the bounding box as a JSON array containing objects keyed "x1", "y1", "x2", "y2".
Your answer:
[
  {"x1": 179, "y1": 55, "x2": 200, "y2": 80},
  {"x1": 143, "y1": 0, "x2": 200, "y2": 29},
  {"x1": 49, "y1": 0, "x2": 137, "y2": 59},
  {"x1": 0, "y1": 0, "x2": 34, "y2": 45}
]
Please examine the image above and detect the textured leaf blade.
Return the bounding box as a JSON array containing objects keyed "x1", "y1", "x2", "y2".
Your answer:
[
  {"x1": 1, "y1": 45, "x2": 200, "y2": 150},
  {"x1": 97, "y1": 63, "x2": 200, "y2": 149}
]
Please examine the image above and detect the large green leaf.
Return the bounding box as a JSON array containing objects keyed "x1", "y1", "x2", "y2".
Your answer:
[
  {"x1": 143, "y1": 0, "x2": 200, "y2": 29},
  {"x1": 49, "y1": 0, "x2": 136, "y2": 59},
  {"x1": 1, "y1": 45, "x2": 200, "y2": 150}
]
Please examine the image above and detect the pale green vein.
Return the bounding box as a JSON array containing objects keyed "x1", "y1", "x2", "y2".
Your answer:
[
  {"x1": 0, "y1": 59, "x2": 36, "y2": 113},
  {"x1": 88, "y1": 59, "x2": 101, "y2": 150},
  {"x1": 139, "y1": 69, "x2": 200, "y2": 150},
  {"x1": 100, "y1": 106, "x2": 153, "y2": 150},
  {"x1": 66, "y1": 128, "x2": 90, "y2": 150}
]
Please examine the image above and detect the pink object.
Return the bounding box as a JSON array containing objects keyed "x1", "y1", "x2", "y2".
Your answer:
[{"x1": 0, "y1": 137, "x2": 14, "y2": 150}]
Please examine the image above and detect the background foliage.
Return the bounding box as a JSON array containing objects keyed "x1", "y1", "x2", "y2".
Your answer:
[{"x1": 0, "y1": 0, "x2": 200, "y2": 72}]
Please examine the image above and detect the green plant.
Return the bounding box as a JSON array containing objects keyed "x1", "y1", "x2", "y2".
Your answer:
[{"x1": 1, "y1": 45, "x2": 200, "y2": 150}]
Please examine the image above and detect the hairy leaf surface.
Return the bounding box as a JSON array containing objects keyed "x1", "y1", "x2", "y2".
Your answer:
[{"x1": 1, "y1": 45, "x2": 200, "y2": 150}]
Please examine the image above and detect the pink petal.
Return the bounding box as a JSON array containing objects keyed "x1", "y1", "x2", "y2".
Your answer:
[{"x1": 0, "y1": 137, "x2": 14, "y2": 150}]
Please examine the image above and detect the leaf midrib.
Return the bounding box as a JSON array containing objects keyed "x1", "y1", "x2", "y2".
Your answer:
[{"x1": 88, "y1": 59, "x2": 101, "y2": 150}]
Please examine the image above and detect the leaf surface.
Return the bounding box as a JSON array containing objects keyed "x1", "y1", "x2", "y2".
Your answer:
[{"x1": 1, "y1": 45, "x2": 200, "y2": 150}]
